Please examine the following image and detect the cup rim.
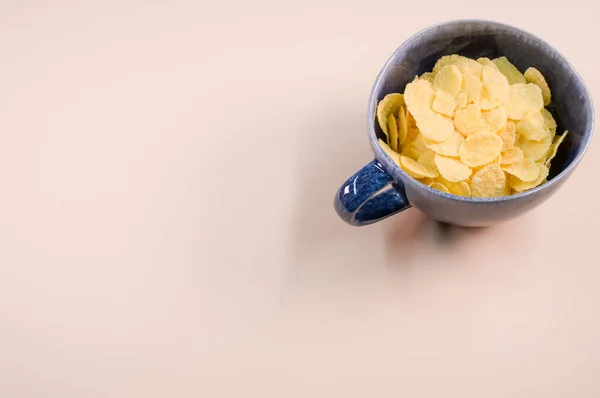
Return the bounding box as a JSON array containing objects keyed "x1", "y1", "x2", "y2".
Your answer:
[{"x1": 368, "y1": 19, "x2": 595, "y2": 203}]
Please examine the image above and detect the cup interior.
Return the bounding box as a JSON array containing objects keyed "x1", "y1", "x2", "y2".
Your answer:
[{"x1": 371, "y1": 20, "x2": 594, "y2": 182}]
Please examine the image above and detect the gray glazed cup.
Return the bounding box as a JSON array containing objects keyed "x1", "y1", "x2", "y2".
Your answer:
[{"x1": 334, "y1": 20, "x2": 594, "y2": 227}]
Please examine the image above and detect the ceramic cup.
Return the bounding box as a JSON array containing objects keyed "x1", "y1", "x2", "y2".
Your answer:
[{"x1": 333, "y1": 20, "x2": 594, "y2": 227}]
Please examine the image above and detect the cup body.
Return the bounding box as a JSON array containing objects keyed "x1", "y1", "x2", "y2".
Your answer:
[{"x1": 335, "y1": 20, "x2": 594, "y2": 227}]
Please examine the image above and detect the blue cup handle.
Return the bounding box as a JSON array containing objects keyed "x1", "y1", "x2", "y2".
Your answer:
[{"x1": 334, "y1": 160, "x2": 411, "y2": 226}]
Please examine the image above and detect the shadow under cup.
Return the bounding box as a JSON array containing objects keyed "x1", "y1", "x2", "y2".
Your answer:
[{"x1": 335, "y1": 21, "x2": 594, "y2": 227}]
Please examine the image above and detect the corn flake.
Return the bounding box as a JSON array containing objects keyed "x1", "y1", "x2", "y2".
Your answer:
[
  {"x1": 378, "y1": 139, "x2": 400, "y2": 165},
  {"x1": 477, "y1": 57, "x2": 496, "y2": 68},
  {"x1": 460, "y1": 73, "x2": 482, "y2": 105},
  {"x1": 454, "y1": 57, "x2": 484, "y2": 78},
  {"x1": 470, "y1": 164, "x2": 506, "y2": 198},
  {"x1": 459, "y1": 132, "x2": 503, "y2": 167},
  {"x1": 519, "y1": 134, "x2": 553, "y2": 161},
  {"x1": 500, "y1": 147, "x2": 523, "y2": 165},
  {"x1": 502, "y1": 157, "x2": 540, "y2": 182},
  {"x1": 524, "y1": 67, "x2": 551, "y2": 106},
  {"x1": 434, "y1": 154, "x2": 472, "y2": 182},
  {"x1": 482, "y1": 106, "x2": 507, "y2": 133},
  {"x1": 456, "y1": 92, "x2": 468, "y2": 109},
  {"x1": 430, "y1": 181, "x2": 451, "y2": 194},
  {"x1": 492, "y1": 56, "x2": 527, "y2": 85},
  {"x1": 398, "y1": 105, "x2": 408, "y2": 145},
  {"x1": 516, "y1": 111, "x2": 549, "y2": 141},
  {"x1": 420, "y1": 72, "x2": 435, "y2": 82},
  {"x1": 497, "y1": 120, "x2": 516, "y2": 151},
  {"x1": 406, "y1": 111, "x2": 419, "y2": 143},
  {"x1": 443, "y1": 179, "x2": 472, "y2": 197},
  {"x1": 400, "y1": 155, "x2": 438, "y2": 179},
  {"x1": 432, "y1": 90, "x2": 457, "y2": 117},
  {"x1": 376, "y1": 93, "x2": 404, "y2": 136},
  {"x1": 432, "y1": 65, "x2": 462, "y2": 97},
  {"x1": 509, "y1": 163, "x2": 549, "y2": 192},
  {"x1": 454, "y1": 104, "x2": 492, "y2": 136},
  {"x1": 423, "y1": 130, "x2": 464, "y2": 157},
  {"x1": 432, "y1": 55, "x2": 461, "y2": 73},
  {"x1": 503, "y1": 83, "x2": 544, "y2": 120},
  {"x1": 419, "y1": 178, "x2": 435, "y2": 186},
  {"x1": 407, "y1": 132, "x2": 428, "y2": 153},
  {"x1": 480, "y1": 65, "x2": 510, "y2": 110},
  {"x1": 541, "y1": 109, "x2": 557, "y2": 137},
  {"x1": 404, "y1": 79, "x2": 454, "y2": 142},
  {"x1": 401, "y1": 146, "x2": 422, "y2": 161},
  {"x1": 544, "y1": 131, "x2": 569, "y2": 167},
  {"x1": 387, "y1": 114, "x2": 399, "y2": 151},
  {"x1": 418, "y1": 149, "x2": 438, "y2": 172}
]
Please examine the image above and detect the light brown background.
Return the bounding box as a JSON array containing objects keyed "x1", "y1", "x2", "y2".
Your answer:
[{"x1": 0, "y1": 1, "x2": 599, "y2": 397}]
